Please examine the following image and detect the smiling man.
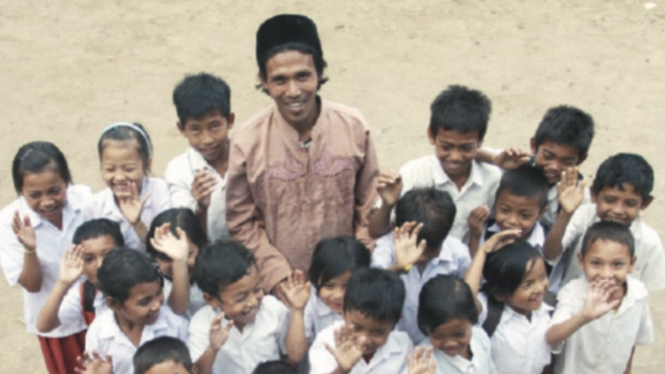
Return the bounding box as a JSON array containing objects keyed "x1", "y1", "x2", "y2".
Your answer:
[{"x1": 226, "y1": 14, "x2": 379, "y2": 297}]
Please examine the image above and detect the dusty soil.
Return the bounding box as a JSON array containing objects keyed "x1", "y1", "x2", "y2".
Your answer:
[{"x1": 1, "y1": 0, "x2": 664, "y2": 372}]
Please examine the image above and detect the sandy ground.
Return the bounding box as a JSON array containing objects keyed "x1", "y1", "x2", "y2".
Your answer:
[{"x1": 1, "y1": 0, "x2": 664, "y2": 372}]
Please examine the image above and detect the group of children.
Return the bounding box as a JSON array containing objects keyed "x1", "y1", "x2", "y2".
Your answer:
[{"x1": 0, "y1": 57, "x2": 662, "y2": 374}]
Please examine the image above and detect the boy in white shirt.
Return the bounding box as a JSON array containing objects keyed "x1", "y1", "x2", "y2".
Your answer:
[
  {"x1": 165, "y1": 73, "x2": 235, "y2": 241},
  {"x1": 372, "y1": 188, "x2": 470, "y2": 344},
  {"x1": 309, "y1": 268, "x2": 413, "y2": 374},
  {"x1": 546, "y1": 221, "x2": 654, "y2": 374}
]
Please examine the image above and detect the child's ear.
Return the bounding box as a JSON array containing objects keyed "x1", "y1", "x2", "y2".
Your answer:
[
  {"x1": 529, "y1": 137, "x2": 537, "y2": 154},
  {"x1": 577, "y1": 251, "x2": 585, "y2": 270},
  {"x1": 427, "y1": 128, "x2": 435, "y2": 145},
  {"x1": 628, "y1": 256, "x2": 637, "y2": 274},
  {"x1": 227, "y1": 113, "x2": 236, "y2": 130},
  {"x1": 575, "y1": 152, "x2": 588, "y2": 166},
  {"x1": 494, "y1": 294, "x2": 506, "y2": 303},
  {"x1": 641, "y1": 195, "x2": 654, "y2": 210},
  {"x1": 106, "y1": 296, "x2": 122, "y2": 312},
  {"x1": 590, "y1": 186, "x2": 597, "y2": 203},
  {"x1": 146, "y1": 157, "x2": 153, "y2": 174},
  {"x1": 176, "y1": 121, "x2": 186, "y2": 135},
  {"x1": 203, "y1": 292, "x2": 222, "y2": 310}
]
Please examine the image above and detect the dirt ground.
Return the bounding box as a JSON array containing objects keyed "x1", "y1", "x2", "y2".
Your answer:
[{"x1": 1, "y1": 0, "x2": 664, "y2": 372}]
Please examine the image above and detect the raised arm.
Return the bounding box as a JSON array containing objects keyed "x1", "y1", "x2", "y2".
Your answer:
[
  {"x1": 282, "y1": 270, "x2": 311, "y2": 364},
  {"x1": 542, "y1": 167, "x2": 585, "y2": 261},
  {"x1": 465, "y1": 229, "x2": 521, "y2": 297},
  {"x1": 368, "y1": 172, "x2": 402, "y2": 239},
  {"x1": 353, "y1": 130, "x2": 380, "y2": 246},
  {"x1": 150, "y1": 223, "x2": 191, "y2": 316},
  {"x1": 13, "y1": 211, "x2": 42, "y2": 292}
]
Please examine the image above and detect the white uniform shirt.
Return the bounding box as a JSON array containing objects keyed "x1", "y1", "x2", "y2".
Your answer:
[
  {"x1": 163, "y1": 278, "x2": 207, "y2": 319},
  {"x1": 373, "y1": 232, "x2": 471, "y2": 343},
  {"x1": 0, "y1": 184, "x2": 91, "y2": 337},
  {"x1": 83, "y1": 177, "x2": 170, "y2": 253},
  {"x1": 164, "y1": 147, "x2": 229, "y2": 241},
  {"x1": 397, "y1": 155, "x2": 502, "y2": 242},
  {"x1": 416, "y1": 326, "x2": 497, "y2": 374},
  {"x1": 309, "y1": 321, "x2": 413, "y2": 374},
  {"x1": 304, "y1": 287, "x2": 342, "y2": 343},
  {"x1": 482, "y1": 222, "x2": 545, "y2": 253},
  {"x1": 85, "y1": 305, "x2": 189, "y2": 374},
  {"x1": 188, "y1": 295, "x2": 289, "y2": 374},
  {"x1": 55, "y1": 279, "x2": 109, "y2": 330},
  {"x1": 549, "y1": 276, "x2": 653, "y2": 374},
  {"x1": 477, "y1": 293, "x2": 552, "y2": 374}
]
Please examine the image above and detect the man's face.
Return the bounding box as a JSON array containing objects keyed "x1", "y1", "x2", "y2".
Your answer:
[
  {"x1": 531, "y1": 139, "x2": 581, "y2": 184},
  {"x1": 260, "y1": 50, "x2": 320, "y2": 128}
]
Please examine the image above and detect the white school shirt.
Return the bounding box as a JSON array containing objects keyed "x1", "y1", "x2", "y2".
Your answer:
[
  {"x1": 482, "y1": 222, "x2": 545, "y2": 253},
  {"x1": 85, "y1": 305, "x2": 189, "y2": 374},
  {"x1": 415, "y1": 326, "x2": 497, "y2": 374},
  {"x1": 549, "y1": 276, "x2": 653, "y2": 374},
  {"x1": 398, "y1": 155, "x2": 502, "y2": 242},
  {"x1": 83, "y1": 177, "x2": 171, "y2": 253},
  {"x1": 54, "y1": 278, "x2": 108, "y2": 331},
  {"x1": 0, "y1": 184, "x2": 91, "y2": 337},
  {"x1": 309, "y1": 321, "x2": 413, "y2": 374},
  {"x1": 164, "y1": 147, "x2": 229, "y2": 241},
  {"x1": 548, "y1": 203, "x2": 665, "y2": 293},
  {"x1": 477, "y1": 293, "x2": 552, "y2": 374},
  {"x1": 188, "y1": 295, "x2": 289, "y2": 374},
  {"x1": 304, "y1": 286, "x2": 342, "y2": 343},
  {"x1": 372, "y1": 232, "x2": 472, "y2": 344},
  {"x1": 163, "y1": 278, "x2": 207, "y2": 318}
]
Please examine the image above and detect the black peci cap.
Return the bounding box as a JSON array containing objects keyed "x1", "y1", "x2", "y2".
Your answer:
[{"x1": 256, "y1": 14, "x2": 322, "y2": 66}]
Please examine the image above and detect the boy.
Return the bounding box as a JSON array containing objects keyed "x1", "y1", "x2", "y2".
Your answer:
[
  {"x1": 188, "y1": 240, "x2": 310, "y2": 374},
  {"x1": 372, "y1": 188, "x2": 471, "y2": 344},
  {"x1": 546, "y1": 221, "x2": 653, "y2": 373},
  {"x1": 165, "y1": 73, "x2": 234, "y2": 241},
  {"x1": 135, "y1": 337, "x2": 196, "y2": 374},
  {"x1": 543, "y1": 153, "x2": 665, "y2": 293},
  {"x1": 253, "y1": 361, "x2": 297, "y2": 374},
  {"x1": 37, "y1": 218, "x2": 124, "y2": 332},
  {"x1": 309, "y1": 268, "x2": 412, "y2": 374},
  {"x1": 369, "y1": 85, "x2": 501, "y2": 243}
]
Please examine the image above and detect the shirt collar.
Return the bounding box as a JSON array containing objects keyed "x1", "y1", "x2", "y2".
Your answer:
[
  {"x1": 502, "y1": 301, "x2": 553, "y2": 323},
  {"x1": 99, "y1": 307, "x2": 169, "y2": 340},
  {"x1": 430, "y1": 157, "x2": 484, "y2": 188},
  {"x1": 368, "y1": 331, "x2": 405, "y2": 365},
  {"x1": 314, "y1": 292, "x2": 337, "y2": 318}
]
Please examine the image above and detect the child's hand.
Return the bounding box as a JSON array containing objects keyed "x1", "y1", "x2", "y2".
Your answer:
[
  {"x1": 492, "y1": 148, "x2": 531, "y2": 170},
  {"x1": 325, "y1": 323, "x2": 366, "y2": 373},
  {"x1": 478, "y1": 229, "x2": 521, "y2": 255},
  {"x1": 407, "y1": 346, "x2": 437, "y2": 374},
  {"x1": 557, "y1": 167, "x2": 586, "y2": 214},
  {"x1": 581, "y1": 279, "x2": 621, "y2": 322},
  {"x1": 117, "y1": 181, "x2": 150, "y2": 225},
  {"x1": 209, "y1": 311, "x2": 234, "y2": 352},
  {"x1": 468, "y1": 205, "x2": 490, "y2": 239},
  {"x1": 75, "y1": 351, "x2": 112, "y2": 374},
  {"x1": 394, "y1": 222, "x2": 426, "y2": 269},
  {"x1": 281, "y1": 270, "x2": 311, "y2": 311},
  {"x1": 376, "y1": 172, "x2": 403, "y2": 207},
  {"x1": 191, "y1": 169, "x2": 217, "y2": 209},
  {"x1": 12, "y1": 211, "x2": 36, "y2": 251},
  {"x1": 58, "y1": 245, "x2": 84, "y2": 285},
  {"x1": 149, "y1": 223, "x2": 189, "y2": 263}
]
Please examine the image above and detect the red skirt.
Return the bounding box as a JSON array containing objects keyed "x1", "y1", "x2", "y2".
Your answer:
[{"x1": 38, "y1": 330, "x2": 87, "y2": 374}]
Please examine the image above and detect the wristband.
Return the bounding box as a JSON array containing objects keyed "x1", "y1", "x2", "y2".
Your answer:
[{"x1": 24, "y1": 247, "x2": 36, "y2": 255}]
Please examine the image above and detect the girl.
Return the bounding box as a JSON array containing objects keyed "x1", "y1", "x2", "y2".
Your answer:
[
  {"x1": 0, "y1": 141, "x2": 91, "y2": 374},
  {"x1": 417, "y1": 275, "x2": 496, "y2": 374},
  {"x1": 85, "y1": 248, "x2": 188, "y2": 374},
  {"x1": 465, "y1": 230, "x2": 552, "y2": 374},
  {"x1": 147, "y1": 208, "x2": 208, "y2": 317},
  {"x1": 84, "y1": 122, "x2": 170, "y2": 252}
]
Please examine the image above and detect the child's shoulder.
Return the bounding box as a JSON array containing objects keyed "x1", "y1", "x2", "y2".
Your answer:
[
  {"x1": 472, "y1": 159, "x2": 502, "y2": 181},
  {"x1": 625, "y1": 275, "x2": 649, "y2": 301},
  {"x1": 386, "y1": 329, "x2": 413, "y2": 350},
  {"x1": 259, "y1": 294, "x2": 289, "y2": 318},
  {"x1": 399, "y1": 154, "x2": 436, "y2": 177}
]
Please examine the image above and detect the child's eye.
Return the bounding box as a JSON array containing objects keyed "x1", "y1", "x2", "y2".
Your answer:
[
  {"x1": 613, "y1": 262, "x2": 625, "y2": 268},
  {"x1": 84, "y1": 257, "x2": 94, "y2": 263},
  {"x1": 139, "y1": 297, "x2": 152, "y2": 306}
]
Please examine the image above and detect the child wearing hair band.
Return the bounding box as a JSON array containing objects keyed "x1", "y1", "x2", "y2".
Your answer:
[
  {"x1": 85, "y1": 122, "x2": 171, "y2": 252},
  {"x1": 0, "y1": 141, "x2": 92, "y2": 374}
]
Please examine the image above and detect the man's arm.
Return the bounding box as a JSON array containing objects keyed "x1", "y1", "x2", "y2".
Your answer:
[{"x1": 352, "y1": 129, "x2": 380, "y2": 247}]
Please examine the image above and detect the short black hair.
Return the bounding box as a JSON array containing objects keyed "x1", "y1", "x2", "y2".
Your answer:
[
  {"x1": 496, "y1": 164, "x2": 550, "y2": 210},
  {"x1": 252, "y1": 360, "x2": 297, "y2": 374},
  {"x1": 97, "y1": 122, "x2": 152, "y2": 172},
  {"x1": 309, "y1": 236, "x2": 371, "y2": 293},
  {"x1": 581, "y1": 221, "x2": 635, "y2": 258},
  {"x1": 429, "y1": 85, "x2": 491, "y2": 140},
  {"x1": 12, "y1": 141, "x2": 72, "y2": 194},
  {"x1": 592, "y1": 153, "x2": 654, "y2": 200},
  {"x1": 133, "y1": 336, "x2": 193, "y2": 374},
  {"x1": 146, "y1": 208, "x2": 208, "y2": 261},
  {"x1": 481, "y1": 240, "x2": 543, "y2": 302},
  {"x1": 194, "y1": 240, "x2": 256, "y2": 297},
  {"x1": 534, "y1": 105, "x2": 594, "y2": 160},
  {"x1": 395, "y1": 188, "x2": 456, "y2": 251},
  {"x1": 343, "y1": 268, "x2": 405, "y2": 325},
  {"x1": 257, "y1": 42, "x2": 328, "y2": 94},
  {"x1": 173, "y1": 72, "x2": 231, "y2": 124},
  {"x1": 73, "y1": 219, "x2": 124, "y2": 247},
  {"x1": 418, "y1": 275, "x2": 478, "y2": 335},
  {"x1": 97, "y1": 248, "x2": 163, "y2": 304}
]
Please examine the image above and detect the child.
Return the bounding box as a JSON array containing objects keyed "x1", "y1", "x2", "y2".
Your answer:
[
  {"x1": 165, "y1": 73, "x2": 235, "y2": 242},
  {"x1": 372, "y1": 188, "x2": 471, "y2": 344},
  {"x1": 546, "y1": 221, "x2": 653, "y2": 373},
  {"x1": 309, "y1": 268, "x2": 413, "y2": 374},
  {"x1": 37, "y1": 218, "x2": 124, "y2": 333},
  {"x1": 306, "y1": 236, "x2": 371, "y2": 342},
  {"x1": 417, "y1": 275, "x2": 496, "y2": 374},
  {"x1": 85, "y1": 122, "x2": 170, "y2": 252},
  {"x1": 253, "y1": 361, "x2": 298, "y2": 374},
  {"x1": 0, "y1": 141, "x2": 91, "y2": 374},
  {"x1": 468, "y1": 164, "x2": 549, "y2": 257},
  {"x1": 465, "y1": 233, "x2": 552, "y2": 374},
  {"x1": 188, "y1": 240, "x2": 309, "y2": 374},
  {"x1": 543, "y1": 153, "x2": 665, "y2": 293},
  {"x1": 369, "y1": 85, "x2": 501, "y2": 243},
  {"x1": 85, "y1": 249, "x2": 189, "y2": 374},
  {"x1": 147, "y1": 208, "x2": 208, "y2": 317}
]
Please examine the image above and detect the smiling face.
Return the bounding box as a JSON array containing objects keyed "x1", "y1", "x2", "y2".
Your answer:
[
  {"x1": 112, "y1": 280, "x2": 164, "y2": 326},
  {"x1": 20, "y1": 169, "x2": 68, "y2": 226},
  {"x1": 428, "y1": 129, "x2": 481, "y2": 182},
  {"x1": 100, "y1": 139, "x2": 146, "y2": 198},
  {"x1": 80, "y1": 235, "x2": 117, "y2": 285},
  {"x1": 318, "y1": 270, "x2": 352, "y2": 314},
  {"x1": 578, "y1": 238, "x2": 635, "y2": 287},
  {"x1": 428, "y1": 318, "x2": 473, "y2": 359},
  {"x1": 503, "y1": 257, "x2": 549, "y2": 316},
  {"x1": 343, "y1": 310, "x2": 394, "y2": 356},
  {"x1": 213, "y1": 265, "x2": 264, "y2": 329},
  {"x1": 260, "y1": 50, "x2": 320, "y2": 129},
  {"x1": 531, "y1": 139, "x2": 581, "y2": 184},
  {"x1": 592, "y1": 184, "x2": 650, "y2": 226},
  {"x1": 179, "y1": 111, "x2": 234, "y2": 163},
  {"x1": 494, "y1": 189, "x2": 544, "y2": 239},
  {"x1": 154, "y1": 240, "x2": 199, "y2": 280}
]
